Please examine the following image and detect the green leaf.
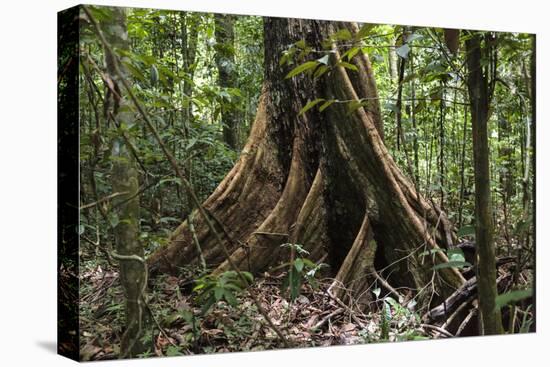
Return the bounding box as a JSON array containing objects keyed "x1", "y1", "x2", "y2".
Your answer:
[
  {"x1": 290, "y1": 269, "x2": 302, "y2": 301},
  {"x1": 458, "y1": 225, "x2": 475, "y2": 237},
  {"x1": 342, "y1": 47, "x2": 361, "y2": 61},
  {"x1": 108, "y1": 213, "x2": 119, "y2": 228},
  {"x1": 313, "y1": 65, "x2": 329, "y2": 79},
  {"x1": 295, "y1": 39, "x2": 307, "y2": 49},
  {"x1": 319, "y1": 100, "x2": 335, "y2": 112},
  {"x1": 285, "y1": 61, "x2": 318, "y2": 79},
  {"x1": 355, "y1": 24, "x2": 375, "y2": 40},
  {"x1": 223, "y1": 289, "x2": 238, "y2": 306},
  {"x1": 337, "y1": 61, "x2": 358, "y2": 71},
  {"x1": 332, "y1": 28, "x2": 353, "y2": 41},
  {"x1": 166, "y1": 345, "x2": 183, "y2": 357},
  {"x1": 396, "y1": 44, "x2": 411, "y2": 59},
  {"x1": 494, "y1": 289, "x2": 533, "y2": 311},
  {"x1": 299, "y1": 99, "x2": 325, "y2": 116},
  {"x1": 214, "y1": 287, "x2": 224, "y2": 301},
  {"x1": 241, "y1": 271, "x2": 254, "y2": 285},
  {"x1": 447, "y1": 248, "x2": 466, "y2": 263},
  {"x1": 432, "y1": 260, "x2": 472, "y2": 270},
  {"x1": 294, "y1": 258, "x2": 305, "y2": 273},
  {"x1": 301, "y1": 258, "x2": 316, "y2": 269}
]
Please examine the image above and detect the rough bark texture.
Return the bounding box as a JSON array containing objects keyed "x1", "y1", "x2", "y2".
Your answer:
[
  {"x1": 465, "y1": 32, "x2": 503, "y2": 335},
  {"x1": 103, "y1": 7, "x2": 149, "y2": 356},
  {"x1": 148, "y1": 17, "x2": 466, "y2": 311},
  {"x1": 215, "y1": 14, "x2": 240, "y2": 150}
]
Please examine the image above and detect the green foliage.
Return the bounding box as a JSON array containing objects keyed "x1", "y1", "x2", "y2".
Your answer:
[
  {"x1": 421, "y1": 247, "x2": 472, "y2": 270},
  {"x1": 494, "y1": 288, "x2": 533, "y2": 311},
  {"x1": 285, "y1": 60, "x2": 320, "y2": 79},
  {"x1": 193, "y1": 271, "x2": 254, "y2": 314},
  {"x1": 458, "y1": 225, "x2": 475, "y2": 238},
  {"x1": 298, "y1": 98, "x2": 325, "y2": 116},
  {"x1": 280, "y1": 243, "x2": 327, "y2": 301}
]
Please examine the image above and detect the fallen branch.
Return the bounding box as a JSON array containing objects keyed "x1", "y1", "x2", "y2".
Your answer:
[
  {"x1": 456, "y1": 304, "x2": 478, "y2": 336},
  {"x1": 311, "y1": 308, "x2": 345, "y2": 330},
  {"x1": 420, "y1": 323, "x2": 454, "y2": 338}
]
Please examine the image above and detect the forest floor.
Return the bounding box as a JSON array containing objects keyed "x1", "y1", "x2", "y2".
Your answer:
[{"x1": 79, "y1": 260, "x2": 432, "y2": 360}]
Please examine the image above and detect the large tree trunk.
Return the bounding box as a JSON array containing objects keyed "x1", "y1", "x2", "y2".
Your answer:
[{"x1": 148, "y1": 18, "x2": 465, "y2": 311}]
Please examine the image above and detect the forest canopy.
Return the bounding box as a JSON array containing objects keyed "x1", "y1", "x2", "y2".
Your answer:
[{"x1": 63, "y1": 5, "x2": 535, "y2": 360}]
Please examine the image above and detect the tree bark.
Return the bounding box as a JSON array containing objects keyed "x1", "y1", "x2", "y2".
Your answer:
[
  {"x1": 148, "y1": 17, "x2": 465, "y2": 310},
  {"x1": 465, "y1": 32, "x2": 503, "y2": 335},
  {"x1": 101, "y1": 7, "x2": 149, "y2": 356},
  {"x1": 215, "y1": 14, "x2": 239, "y2": 150}
]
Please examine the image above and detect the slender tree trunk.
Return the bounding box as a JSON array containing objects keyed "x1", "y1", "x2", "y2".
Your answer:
[
  {"x1": 100, "y1": 7, "x2": 149, "y2": 356},
  {"x1": 458, "y1": 103, "x2": 468, "y2": 228},
  {"x1": 388, "y1": 35, "x2": 398, "y2": 84},
  {"x1": 465, "y1": 32, "x2": 503, "y2": 335},
  {"x1": 410, "y1": 50, "x2": 419, "y2": 185},
  {"x1": 215, "y1": 14, "x2": 239, "y2": 150},
  {"x1": 149, "y1": 17, "x2": 465, "y2": 311},
  {"x1": 438, "y1": 84, "x2": 446, "y2": 207},
  {"x1": 395, "y1": 30, "x2": 407, "y2": 152}
]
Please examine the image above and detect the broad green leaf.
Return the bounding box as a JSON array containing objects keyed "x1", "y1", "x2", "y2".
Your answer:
[
  {"x1": 241, "y1": 271, "x2": 254, "y2": 285},
  {"x1": 332, "y1": 28, "x2": 353, "y2": 41},
  {"x1": 302, "y1": 258, "x2": 316, "y2": 269},
  {"x1": 355, "y1": 23, "x2": 375, "y2": 40},
  {"x1": 295, "y1": 39, "x2": 307, "y2": 49},
  {"x1": 494, "y1": 289, "x2": 533, "y2": 311},
  {"x1": 294, "y1": 258, "x2": 305, "y2": 272},
  {"x1": 447, "y1": 248, "x2": 466, "y2": 263},
  {"x1": 285, "y1": 61, "x2": 318, "y2": 79},
  {"x1": 290, "y1": 269, "x2": 302, "y2": 300},
  {"x1": 337, "y1": 61, "x2": 358, "y2": 71},
  {"x1": 299, "y1": 99, "x2": 325, "y2": 116},
  {"x1": 342, "y1": 46, "x2": 361, "y2": 61},
  {"x1": 223, "y1": 289, "x2": 238, "y2": 306},
  {"x1": 313, "y1": 65, "x2": 329, "y2": 79},
  {"x1": 214, "y1": 287, "x2": 224, "y2": 301}
]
